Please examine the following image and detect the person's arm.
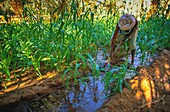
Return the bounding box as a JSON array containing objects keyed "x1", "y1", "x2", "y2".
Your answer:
[{"x1": 111, "y1": 24, "x2": 120, "y2": 53}]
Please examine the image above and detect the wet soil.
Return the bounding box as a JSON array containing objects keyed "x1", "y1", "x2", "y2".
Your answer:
[
  {"x1": 97, "y1": 49, "x2": 170, "y2": 112},
  {"x1": 0, "y1": 49, "x2": 170, "y2": 112}
]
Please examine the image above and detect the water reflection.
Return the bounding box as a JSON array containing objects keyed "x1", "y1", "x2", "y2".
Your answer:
[
  {"x1": 0, "y1": 74, "x2": 107, "y2": 112},
  {"x1": 58, "y1": 75, "x2": 106, "y2": 112}
]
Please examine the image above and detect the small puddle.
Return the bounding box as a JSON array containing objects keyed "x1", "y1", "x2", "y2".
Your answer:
[{"x1": 0, "y1": 50, "x2": 154, "y2": 112}]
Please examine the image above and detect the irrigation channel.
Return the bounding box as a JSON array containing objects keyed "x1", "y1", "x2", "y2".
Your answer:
[{"x1": 0, "y1": 50, "x2": 152, "y2": 112}]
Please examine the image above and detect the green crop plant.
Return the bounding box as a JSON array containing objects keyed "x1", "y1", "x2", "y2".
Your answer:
[
  {"x1": 0, "y1": 0, "x2": 169, "y2": 93},
  {"x1": 137, "y1": 17, "x2": 170, "y2": 65},
  {"x1": 62, "y1": 54, "x2": 89, "y2": 88},
  {"x1": 87, "y1": 53, "x2": 100, "y2": 78},
  {"x1": 103, "y1": 61, "x2": 131, "y2": 94},
  {"x1": 62, "y1": 62, "x2": 81, "y2": 88}
]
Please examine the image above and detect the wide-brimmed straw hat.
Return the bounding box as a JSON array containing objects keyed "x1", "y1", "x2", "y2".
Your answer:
[{"x1": 118, "y1": 14, "x2": 136, "y2": 31}]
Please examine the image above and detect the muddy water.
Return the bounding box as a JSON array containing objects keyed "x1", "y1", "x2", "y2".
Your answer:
[
  {"x1": 0, "y1": 50, "x2": 153, "y2": 112},
  {"x1": 0, "y1": 74, "x2": 108, "y2": 112}
]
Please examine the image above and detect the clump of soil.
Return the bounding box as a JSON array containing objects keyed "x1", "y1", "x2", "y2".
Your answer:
[{"x1": 97, "y1": 49, "x2": 170, "y2": 112}]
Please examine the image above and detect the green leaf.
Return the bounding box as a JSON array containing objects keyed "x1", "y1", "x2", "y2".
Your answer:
[
  {"x1": 112, "y1": 73, "x2": 119, "y2": 79},
  {"x1": 95, "y1": 64, "x2": 100, "y2": 72},
  {"x1": 124, "y1": 80, "x2": 131, "y2": 90},
  {"x1": 62, "y1": 68, "x2": 72, "y2": 80},
  {"x1": 75, "y1": 63, "x2": 81, "y2": 70},
  {"x1": 41, "y1": 57, "x2": 51, "y2": 61},
  {"x1": 119, "y1": 79, "x2": 123, "y2": 93}
]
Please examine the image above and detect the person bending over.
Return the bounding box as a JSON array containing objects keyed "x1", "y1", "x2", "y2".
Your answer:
[{"x1": 110, "y1": 14, "x2": 138, "y2": 65}]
